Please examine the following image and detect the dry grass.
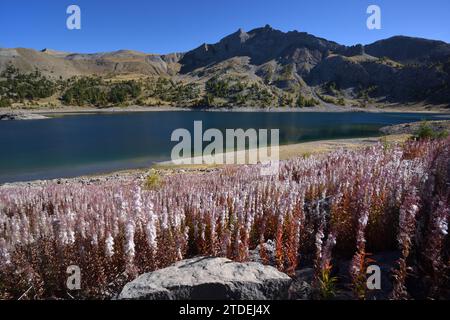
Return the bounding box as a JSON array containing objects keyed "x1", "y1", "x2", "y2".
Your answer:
[{"x1": 154, "y1": 134, "x2": 412, "y2": 170}]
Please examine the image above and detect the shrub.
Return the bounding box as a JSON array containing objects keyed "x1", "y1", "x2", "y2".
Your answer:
[
  {"x1": 415, "y1": 121, "x2": 449, "y2": 140},
  {"x1": 144, "y1": 77, "x2": 199, "y2": 105},
  {"x1": 143, "y1": 170, "x2": 163, "y2": 190},
  {"x1": 108, "y1": 81, "x2": 141, "y2": 105},
  {"x1": 62, "y1": 77, "x2": 106, "y2": 106},
  {"x1": 416, "y1": 121, "x2": 435, "y2": 139},
  {"x1": 317, "y1": 93, "x2": 337, "y2": 104},
  {"x1": 0, "y1": 65, "x2": 57, "y2": 103},
  {"x1": 337, "y1": 97, "x2": 345, "y2": 106},
  {"x1": 205, "y1": 77, "x2": 230, "y2": 98},
  {"x1": 297, "y1": 94, "x2": 318, "y2": 108},
  {"x1": 0, "y1": 98, "x2": 11, "y2": 108},
  {"x1": 317, "y1": 264, "x2": 338, "y2": 299}
]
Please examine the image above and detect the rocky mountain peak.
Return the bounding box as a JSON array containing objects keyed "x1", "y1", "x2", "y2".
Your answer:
[{"x1": 179, "y1": 25, "x2": 342, "y2": 72}]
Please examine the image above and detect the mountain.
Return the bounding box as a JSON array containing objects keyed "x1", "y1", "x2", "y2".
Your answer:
[
  {"x1": 364, "y1": 36, "x2": 450, "y2": 64},
  {"x1": 0, "y1": 48, "x2": 182, "y2": 78},
  {"x1": 1, "y1": 26, "x2": 450, "y2": 107},
  {"x1": 179, "y1": 25, "x2": 343, "y2": 73}
]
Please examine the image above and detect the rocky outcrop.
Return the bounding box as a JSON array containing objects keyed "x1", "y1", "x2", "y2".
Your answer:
[
  {"x1": 342, "y1": 44, "x2": 365, "y2": 57},
  {"x1": 118, "y1": 256, "x2": 292, "y2": 300},
  {"x1": 307, "y1": 55, "x2": 371, "y2": 88},
  {"x1": 249, "y1": 240, "x2": 277, "y2": 265},
  {"x1": 0, "y1": 112, "x2": 49, "y2": 120}
]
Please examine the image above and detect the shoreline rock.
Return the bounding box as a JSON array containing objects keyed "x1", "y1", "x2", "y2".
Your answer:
[{"x1": 0, "y1": 112, "x2": 49, "y2": 120}]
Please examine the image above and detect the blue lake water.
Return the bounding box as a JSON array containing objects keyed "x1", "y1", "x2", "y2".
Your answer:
[{"x1": 0, "y1": 111, "x2": 449, "y2": 183}]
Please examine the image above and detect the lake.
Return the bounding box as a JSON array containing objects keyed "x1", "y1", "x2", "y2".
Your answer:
[{"x1": 1, "y1": 111, "x2": 449, "y2": 183}]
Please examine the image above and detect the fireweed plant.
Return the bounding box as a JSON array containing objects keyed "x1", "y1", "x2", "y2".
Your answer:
[{"x1": 0, "y1": 139, "x2": 448, "y2": 299}]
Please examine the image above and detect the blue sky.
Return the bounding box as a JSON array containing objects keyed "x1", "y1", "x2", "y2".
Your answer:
[{"x1": 1, "y1": 0, "x2": 449, "y2": 54}]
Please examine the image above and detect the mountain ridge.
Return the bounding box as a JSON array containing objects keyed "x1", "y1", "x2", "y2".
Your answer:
[
  {"x1": 1, "y1": 26, "x2": 450, "y2": 107},
  {"x1": 2, "y1": 26, "x2": 449, "y2": 77}
]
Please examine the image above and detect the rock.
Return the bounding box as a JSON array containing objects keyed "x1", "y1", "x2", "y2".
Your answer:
[
  {"x1": 288, "y1": 268, "x2": 315, "y2": 300},
  {"x1": 249, "y1": 239, "x2": 276, "y2": 266},
  {"x1": 0, "y1": 112, "x2": 49, "y2": 121},
  {"x1": 307, "y1": 55, "x2": 371, "y2": 88},
  {"x1": 118, "y1": 256, "x2": 292, "y2": 300}
]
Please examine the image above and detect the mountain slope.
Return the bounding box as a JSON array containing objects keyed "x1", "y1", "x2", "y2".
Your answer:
[
  {"x1": 179, "y1": 25, "x2": 343, "y2": 74},
  {"x1": 1, "y1": 26, "x2": 450, "y2": 107},
  {"x1": 0, "y1": 48, "x2": 182, "y2": 78},
  {"x1": 364, "y1": 36, "x2": 450, "y2": 63}
]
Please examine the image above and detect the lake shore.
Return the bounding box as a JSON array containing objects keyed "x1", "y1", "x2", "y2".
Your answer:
[
  {"x1": 0, "y1": 133, "x2": 410, "y2": 188},
  {"x1": 380, "y1": 120, "x2": 450, "y2": 135},
  {"x1": 2, "y1": 102, "x2": 450, "y2": 117}
]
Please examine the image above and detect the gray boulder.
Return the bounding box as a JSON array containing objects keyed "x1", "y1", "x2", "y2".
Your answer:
[
  {"x1": 249, "y1": 240, "x2": 277, "y2": 266},
  {"x1": 118, "y1": 256, "x2": 292, "y2": 300}
]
